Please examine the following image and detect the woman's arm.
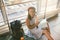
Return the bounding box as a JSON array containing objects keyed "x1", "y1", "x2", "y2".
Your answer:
[{"x1": 26, "y1": 19, "x2": 36, "y2": 29}]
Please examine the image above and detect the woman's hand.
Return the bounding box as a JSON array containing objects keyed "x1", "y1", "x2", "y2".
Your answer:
[
  {"x1": 35, "y1": 16, "x2": 40, "y2": 26},
  {"x1": 35, "y1": 21, "x2": 39, "y2": 26}
]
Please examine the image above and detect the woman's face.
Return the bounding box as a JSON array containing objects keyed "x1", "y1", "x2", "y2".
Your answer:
[{"x1": 28, "y1": 9, "x2": 35, "y2": 18}]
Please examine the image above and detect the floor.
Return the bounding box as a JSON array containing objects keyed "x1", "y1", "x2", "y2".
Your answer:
[{"x1": 48, "y1": 13, "x2": 60, "y2": 40}]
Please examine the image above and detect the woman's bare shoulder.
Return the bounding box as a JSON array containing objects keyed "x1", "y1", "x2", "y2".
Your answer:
[{"x1": 26, "y1": 18, "x2": 30, "y2": 23}]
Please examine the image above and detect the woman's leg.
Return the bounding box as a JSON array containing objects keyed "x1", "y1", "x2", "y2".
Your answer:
[{"x1": 42, "y1": 30, "x2": 54, "y2": 40}]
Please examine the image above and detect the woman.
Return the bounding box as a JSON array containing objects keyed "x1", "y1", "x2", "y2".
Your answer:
[{"x1": 26, "y1": 7, "x2": 53, "y2": 40}]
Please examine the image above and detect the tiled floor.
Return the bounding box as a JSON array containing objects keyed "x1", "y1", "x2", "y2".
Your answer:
[{"x1": 48, "y1": 13, "x2": 60, "y2": 40}]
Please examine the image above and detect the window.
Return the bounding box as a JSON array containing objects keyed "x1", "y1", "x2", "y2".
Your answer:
[
  {"x1": 0, "y1": 10, "x2": 5, "y2": 26},
  {"x1": 37, "y1": 0, "x2": 58, "y2": 15},
  {"x1": 3, "y1": 0, "x2": 58, "y2": 23},
  {"x1": 46, "y1": 0, "x2": 58, "y2": 11},
  {"x1": 3, "y1": 0, "x2": 36, "y2": 5},
  {"x1": 4, "y1": 0, "x2": 37, "y2": 23}
]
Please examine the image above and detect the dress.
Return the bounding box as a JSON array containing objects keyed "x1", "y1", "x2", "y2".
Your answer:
[{"x1": 29, "y1": 16, "x2": 48, "y2": 40}]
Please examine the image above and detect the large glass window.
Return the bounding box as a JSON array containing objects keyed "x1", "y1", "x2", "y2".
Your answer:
[
  {"x1": 41, "y1": 0, "x2": 58, "y2": 12},
  {"x1": 2, "y1": 0, "x2": 58, "y2": 24},
  {"x1": 3, "y1": 0, "x2": 35, "y2": 5},
  {"x1": 46, "y1": 0, "x2": 58, "y2": 11},
  {"x1": 0, "y1": 10, "x2": 5, "y2": 26},
  {"x1": 4, "y1": 0, "x2": 37, "y2": 23}
]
